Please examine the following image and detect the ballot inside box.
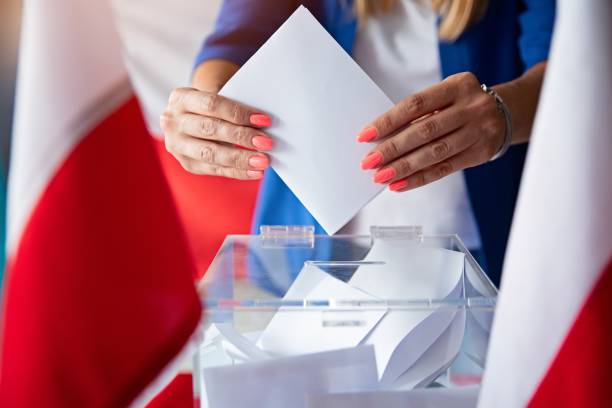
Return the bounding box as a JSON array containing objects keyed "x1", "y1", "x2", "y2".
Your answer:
[{"x1": 193, "y1": 226, "x2": 496, "y2": 408}]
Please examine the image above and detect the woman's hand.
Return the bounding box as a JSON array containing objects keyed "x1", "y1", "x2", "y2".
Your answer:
[
  {"x1": 358, "y1": 72, "x2": 506, "y2": 192},
  {"x1": 161, "y1": 87, "x2": 274, "y2": 180}
]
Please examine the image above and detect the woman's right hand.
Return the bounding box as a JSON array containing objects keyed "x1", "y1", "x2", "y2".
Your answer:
[{"x1": 161, "y1": 87, "x2": 274, "y2": 180}]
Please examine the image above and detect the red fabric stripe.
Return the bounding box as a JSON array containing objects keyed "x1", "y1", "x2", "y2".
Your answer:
[
  {"x1": 145, "y1": 374, "x2": 194, "y2": 408},
  {"x1": 529, "y1": 257, "x2": 612, "y2": 407},
  {"x1": 154, "y1": 140, "x2": 260, "y2": 278},
  {"x1": 0, "y1": 97, "x2": 201, "y2": 407}
]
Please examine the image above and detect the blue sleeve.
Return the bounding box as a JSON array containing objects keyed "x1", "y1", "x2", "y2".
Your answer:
[
  {"x1": 517, "y1": 0, "x2": 556, "y2": 69},
  {"x1": 194, "y1": 0, "x2": 299, "y2": 68}
]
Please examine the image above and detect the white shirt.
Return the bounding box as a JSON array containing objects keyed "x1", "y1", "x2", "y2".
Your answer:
[{"x1": 342, "y1": 0, "x2": 482, "y2": 249}]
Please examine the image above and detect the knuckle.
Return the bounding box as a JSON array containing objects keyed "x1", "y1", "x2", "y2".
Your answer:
[
  {"x1": 200, "y1": 93, "x2": 219, "y2": 114},
  {"x1": 436, "y1": 161, "x2": 454, "y2": 179},
  {"x1": 396, "y1": 158, "x2": 414, "y2": 176},
  {"x1": 199, "y1": 118, "x2": 217, "y2": 138},
  {"x1": 211, "y1": 165, "x2": 225, "y2": 177},
  {"x1": 406, "y1": 93, "x2": 425, "y2": 114},
  {"x1": 413, "y1": 172, "x2": 426, "y2": 188},
  {"x1": 228, "y1": 149, "x2": 245, "y2": 169},
  {"x1": 199, "y1": 144, "x2": 216, "y2": 164},
  {"x1": 230, "y1": 101, "x2": 242, "y2": 123},
  {"x1": 168, "y1": 87, "x2": 188, "y2": 105},
  {"x1": 380, "y1": 139, "x2": 401, "y2": 160},
  {"x1": 431, "y1": 140, "x2": 450, "y2": 160},
  {"x1": 234, "y1": 125, "x2": 251, "y2": 146},
  {"x1": 457, "y1": 72, "x2": 479, "y2": 91},
  {"x1": 417, "y1": 119, "x2": 439, "y2": 142},
  {"x1": 378, "y1": 114, "x2": 394, "y2": 133}
]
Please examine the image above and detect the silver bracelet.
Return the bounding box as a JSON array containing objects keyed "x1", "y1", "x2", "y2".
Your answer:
[{"x1": 481, "y1": 84, "x2": 513, "y2": 162}]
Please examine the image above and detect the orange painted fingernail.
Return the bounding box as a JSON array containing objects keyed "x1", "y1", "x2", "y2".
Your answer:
[
  {"x1": 361, "y1": 151, "x2": 383, "y2": 170},
  {"x1": 248, "y1": 155, "x2": 269, "y2": 170},
  {"x1": 250, "y1": 114, "x2": 271, "y2": 127},
  {"x1": 357, "y1": 126, "x2": 378, "y2": 142},
  {"x1": 252, "y1": 135, "x2": 274, "y2": 150},
  {"x1": 374, "y1": 167, "x2": 396, "y2": 183},
  {"x1": 247, "y1": 170, "x2": 264, "y2": 179},
  {"x1": 389, "y1": 179, "x2": 408, "y2": 191}
]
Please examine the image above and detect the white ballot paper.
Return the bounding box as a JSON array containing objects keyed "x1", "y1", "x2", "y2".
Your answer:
[
  {"x1": 257, "y1": 264, "x2": 387, "y2": 356},
  {"x1": 349, "y1": 241, "x2": 465, "y2": 385},
  {"x1": 391, "y1": 309, "x2": 467, "y2": 390},
  {"x1": 203, "y1": 345, "x2": 379, "y2": 408},
  {"x1": 219, "y1": 6, "x2": 393, "y2": 234}
]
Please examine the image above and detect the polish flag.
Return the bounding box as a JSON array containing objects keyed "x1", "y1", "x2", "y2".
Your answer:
[
  {"x1": 0, "y1": 0, "x2": 202, "y2": 405},
  {"x1": 478, "y1": 1, "x2": 612, "y2": 407}
]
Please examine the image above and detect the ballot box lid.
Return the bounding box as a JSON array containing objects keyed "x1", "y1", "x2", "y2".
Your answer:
[{"x1": 198, "y1": 225, "x2": 497, "y2": 314}]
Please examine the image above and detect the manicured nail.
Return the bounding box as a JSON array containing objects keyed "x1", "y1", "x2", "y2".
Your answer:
[
  {"x1": 252, "y1": 135, "x2": 274, "y2": 150},
  {"x1": 247, "y1": 170, "x2": 264, "y2": 179},
  {"x1": 250, "y1": 114, "x2": 272, "y2": 127},
  {"x1": 248, "y1": 155, "x2": 269, "y2": 170},
  {"x1": 374, "y1": 167, "x2": 396, "y2": 184},
  {"x1": 389, "y1": 179, "x2": 408, "y2": 192},
  {"x1": 357, "y1": 126, "x2": 378, "y2": 143},
  {"x1": 360, "y1": 151, "x2": 383, "y2": 170}
]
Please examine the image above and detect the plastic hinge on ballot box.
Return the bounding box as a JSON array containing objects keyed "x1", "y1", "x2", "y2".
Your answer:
[{"x1": 194, "y1": 226, "x2": 497, "y2": 408}]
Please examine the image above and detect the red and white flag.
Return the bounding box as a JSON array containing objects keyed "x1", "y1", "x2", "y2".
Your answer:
[
  {"x1": 479, "y1": 1, "x2": 612, "y2": 407},
  {"x1": 0, "y1": 0, "x2": 202, "y2": 405}
]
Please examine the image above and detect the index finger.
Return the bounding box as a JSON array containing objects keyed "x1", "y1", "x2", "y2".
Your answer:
[
  {"x1": 357, "y1": 80, "x2": 456, "y2": 142},
  {"x1": 169, "y1": 87, "x2": 271, "y2": 128}
]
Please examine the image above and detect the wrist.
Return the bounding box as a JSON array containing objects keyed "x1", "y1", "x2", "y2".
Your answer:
[{"x1": 492, "y1": 61, "x2": 547, "y2": 145}]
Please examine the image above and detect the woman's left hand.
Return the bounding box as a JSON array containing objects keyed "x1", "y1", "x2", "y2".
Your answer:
[{"x1": 358, "y1": 72, "x2": 506, "y2": 192}]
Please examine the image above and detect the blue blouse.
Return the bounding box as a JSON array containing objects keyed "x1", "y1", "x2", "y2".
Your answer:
[{"x1": 195, "y1": 0, "x2": 555, "y2": 285}]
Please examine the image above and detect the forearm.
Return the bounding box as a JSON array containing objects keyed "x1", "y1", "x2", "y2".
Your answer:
[
  {"x1": 192, "y1": 59, "x2": 240, "y2": 93},
  {"x1": 493, "y1": 61, "x2": 547, "y2": 145}
]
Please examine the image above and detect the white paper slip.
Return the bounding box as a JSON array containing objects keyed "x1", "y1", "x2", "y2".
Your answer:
[
  {"x1": 306, "y1": 384, "x2": 479, "y2": 408},
  {"x1": 390, "y1": 310, "x2": 467, "y2": 390},
  {"x1": 219, "y1": 5, "x2": 392, "y2": 234},
  {"x1": 257, "y1": 264, "x2": 387, "y2": 356},
  {"x1": 349, "y1": 241, "x2": 465, "y2": 383},
  {"x1": 203, "y1": 345, "x2": 379, "y2": 408}
]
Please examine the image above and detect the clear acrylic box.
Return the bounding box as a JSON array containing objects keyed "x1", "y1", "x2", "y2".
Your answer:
[{"x1": 193, "y1": 226, "x2": 497, "y2": 407}]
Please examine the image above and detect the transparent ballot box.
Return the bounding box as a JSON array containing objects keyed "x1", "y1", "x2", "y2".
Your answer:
[{"x1": 193, "y1": 226, "x2": 497, "y2": 408}]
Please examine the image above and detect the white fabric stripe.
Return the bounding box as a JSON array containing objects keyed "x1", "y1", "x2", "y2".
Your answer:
[
  {"x1": 111, "y1": 0, "x2": 221, "y2": 137},
  {"x1": 478, "y1": 1, "x2": 612, "y2": 406},
  {"x1": 7, "y1": 0, "x2": 129, "y2": 256}
]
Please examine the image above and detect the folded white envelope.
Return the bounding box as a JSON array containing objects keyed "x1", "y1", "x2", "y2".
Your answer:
[{"x1": 220, "y1": 5, "x2": 393, "y2": 234}]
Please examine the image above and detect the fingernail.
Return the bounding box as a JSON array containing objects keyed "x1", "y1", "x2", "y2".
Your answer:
[
  {"x1": 389, "y1": 179, "x2": 408, "y2": 192},
  {"x1": 357, "y1": 126, "x2": 378, "y2": 143},
  {"x1": 361, "y1": 151, "x2": 383, "y2": 170},
  {"x1": 374, "y1": 167, "x2": 396, "y2": 184},
  {"x1": 252, "y1": 135, "x2": 274, "y2": 150},
  {"x1": 248, "y1": 155, "x2": 269, "y2": 170},
  {"x1": 250, "y1": 114, "x2": 272, "y2": 127},
  {"x1": 247, "y1": 170, "x2": 264, "y2": 180}
]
